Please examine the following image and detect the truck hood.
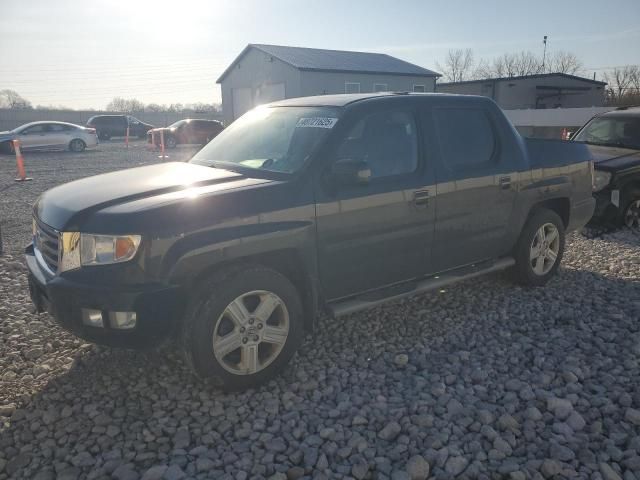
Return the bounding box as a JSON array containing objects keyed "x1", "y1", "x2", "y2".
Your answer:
[
  {"x1": 586, "y1": 144, "x2": 640, "y2": 171},
  {"x1": 34, "y1": 162, "x2": 274, "y2": 231}
]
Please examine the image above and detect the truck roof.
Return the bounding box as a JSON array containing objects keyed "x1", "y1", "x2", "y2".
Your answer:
[{"x1": 268, "y1": 92, "x2": 469, "y2": 108}]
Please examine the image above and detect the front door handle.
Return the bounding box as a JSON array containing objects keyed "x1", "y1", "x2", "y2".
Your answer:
[
  {"x1": 413, "y1": 189, "x2": 430, "y2": 206},
  {"x1": 499, "y1": 176, "x2": 511, "y2": 190}
]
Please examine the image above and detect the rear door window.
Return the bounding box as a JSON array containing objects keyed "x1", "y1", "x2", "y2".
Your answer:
[
  {"x1": 49, "y1": 124, "x2": 72, "y2": 132},
  {"x1": 434, "y1": 107, "x2": 496, "y2": 171}
]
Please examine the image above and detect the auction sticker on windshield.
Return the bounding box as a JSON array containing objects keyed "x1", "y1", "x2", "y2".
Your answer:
[{"x1": 296, "y1": 117, "x2": 338, "y2": 128}]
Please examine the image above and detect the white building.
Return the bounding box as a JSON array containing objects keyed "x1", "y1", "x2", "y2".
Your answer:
[{"x1": 217, "y1": 44, "x2": 440, "y2": 124}]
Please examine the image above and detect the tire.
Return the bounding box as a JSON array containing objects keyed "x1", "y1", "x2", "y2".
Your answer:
[
  {"x1": 98, "y1": 132, "x2": 110, "y2": 141},
  {"x1": 69, "y1": 139, "x2": 86, "y2": 152},
  {"x1": 0, "y1": 141, "x2": 14, "y2": 154},
  {"x1": 512, "y1": 208, "x2": 565, "y2": 286},
  {"x1": 182, "y1": 265, "x2": 304, "y2": 390},
  {"x1": 620, "y1": 188, "x2": 640, "y2": 229}
]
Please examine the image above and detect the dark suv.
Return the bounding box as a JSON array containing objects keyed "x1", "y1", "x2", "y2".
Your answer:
[
  {"x1": 148, "y1": 119, "x2": 224, "y2": 148},
  {"x1": 27, "y1": 93, "x2": 594, "y2": 389},
  {"x1": 86, "y1": 115, "x2": 153, "y2": 140},
  {"x1": 572, "y1": 106, "x2": 640, "y2": 228}
]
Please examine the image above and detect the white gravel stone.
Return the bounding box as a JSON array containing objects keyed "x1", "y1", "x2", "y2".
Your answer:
[{"x1": 1, "y1": 149, "x2": 639, "y2": 479}]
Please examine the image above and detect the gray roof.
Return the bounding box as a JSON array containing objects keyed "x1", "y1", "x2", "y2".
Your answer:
[
  {"x1": 437, "y1": 72, "x2": 606, "y2": 86},
  {"x1": 217, "y1": 44, "x2": 440, "y2": 82}
]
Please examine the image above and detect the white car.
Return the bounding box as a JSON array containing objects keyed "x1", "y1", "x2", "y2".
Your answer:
[{"x1": 0, "y1": 121, "x2": 98, "y2": 153}]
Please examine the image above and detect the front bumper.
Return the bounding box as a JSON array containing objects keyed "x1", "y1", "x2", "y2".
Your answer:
[{"x1": 25, "y1": 243, "x2": 184, "y2": 348}]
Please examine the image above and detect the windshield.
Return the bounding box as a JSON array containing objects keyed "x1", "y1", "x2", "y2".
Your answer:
[
  {"x1": 573, "y1": 115, "x2": 640, "y2": 150},
  {"x1": 169, "y1": 120, "x2": 188, "y2": 129},
  {"x1": 190, "y1": 106, "x2": 341, "y2": 174}
]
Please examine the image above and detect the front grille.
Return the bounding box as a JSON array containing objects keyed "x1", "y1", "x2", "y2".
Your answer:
[{"x1": 34, "y1": 218, "x2": 60, "y2": 272}]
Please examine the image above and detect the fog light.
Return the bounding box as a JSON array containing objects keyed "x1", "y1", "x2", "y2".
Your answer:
[
  {"x1": 81, "y1": 308, "x2": 104, "y2": 327},
  {"x1": 109, "y1": 311, "x2": 137, "y2": 329}
]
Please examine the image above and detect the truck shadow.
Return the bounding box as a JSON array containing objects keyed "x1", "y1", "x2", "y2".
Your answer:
[{"x1": 2, "y1": 267, "x2": 638, "y2": 476}]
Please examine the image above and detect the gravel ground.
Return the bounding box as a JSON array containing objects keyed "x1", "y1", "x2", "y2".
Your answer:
[
  {"x1": 0, "y1": 140, "x2": 197, "y2": 254},
  {"x1": 1, "y1": 145, "x2": 640, "y2": 479}
]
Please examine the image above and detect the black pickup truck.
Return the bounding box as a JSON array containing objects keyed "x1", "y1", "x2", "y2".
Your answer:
[
  {"x1": 572, "y1": 106, "x2": 640, "y2": 228},
  {"x1": 26, "y1": 93, "x2": 595, "y2": 389}
]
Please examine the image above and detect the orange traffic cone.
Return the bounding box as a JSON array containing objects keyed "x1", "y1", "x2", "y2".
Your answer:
[
  {"x1": 14, "y1": 140, "x2": 32, "y2": 182},
  {"x1": 158, "y1": 129, "x2": 168, "y2": 160}
]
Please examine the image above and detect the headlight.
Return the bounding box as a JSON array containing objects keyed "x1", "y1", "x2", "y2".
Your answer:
[
  {"x1": 592, "y1": 170, "x2": 611, "y2": 192},
  {"x1": 60, "y1": 233, "x2": 141, "y2": 272}
]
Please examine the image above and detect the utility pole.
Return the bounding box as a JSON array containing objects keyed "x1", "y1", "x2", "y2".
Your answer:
[{"x1": 542, "y1": 35, "x2": 548, "y2": 73}]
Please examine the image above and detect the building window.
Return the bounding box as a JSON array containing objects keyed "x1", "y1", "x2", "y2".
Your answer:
[
  {"x1": 345, "y1": 82, "x2": 361, "y2": 94},
  {"x1": 373, "y1": 83, "x2": 388, "y2": 92},
  {"x1": 413, "y1": 85, "x2": 426, "y2": 93}
]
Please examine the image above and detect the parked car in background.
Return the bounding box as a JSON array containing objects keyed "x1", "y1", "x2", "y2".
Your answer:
[
  {"x1": 86, "y1": 115, "x2": 153, "y2": 140},
  {"x1": 26, "y1": 93, "x2": 595, "y2": 389},
  {"x1": 148, "y1": 119, "x2": 224, "y2": 148},
  {"x1": 572, "y1": 106, "x2": 640, "y2": 229},
  {"x1": 0, "y1": 121, "x2": 98, "y2": 153},
  {"x1": 0, "y1": 130, "x2": 16, "y2": 152}
]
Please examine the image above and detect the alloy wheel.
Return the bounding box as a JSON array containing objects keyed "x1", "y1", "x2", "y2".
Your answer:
[
  {"x1": 212, "y1": 290, "x2": 289, "y2": 375},
  {"x1": 530, "y1": 223, "x2": 560, "y2": 275},
  {"x1": 624, "y1": 200, "x2": 640, "y2": 229},
  {"x1": 70, "y1": 139, "x2": 84, "y2": 152}
]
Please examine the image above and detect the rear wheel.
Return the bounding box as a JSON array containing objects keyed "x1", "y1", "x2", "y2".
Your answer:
[
  {"x1": 512, "y1": 209, "x2": 565, "y2": 286},
  {"x1": 621, "y1": 188, "x2": 640, "y2": 229},
  {"x1": 182, "y1": 265, "x2": 304, "y2": 390},
  {"x1": 69, "y1": 139, "x2": 86, "y2": 152}
]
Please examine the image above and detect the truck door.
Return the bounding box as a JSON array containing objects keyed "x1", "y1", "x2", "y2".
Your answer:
[
  {"x1": 314, "y1": 104, "x2": 436, "y2": 300},
  {"x1": 427, "y1": 105, "x2": 518, "y2": 272}
]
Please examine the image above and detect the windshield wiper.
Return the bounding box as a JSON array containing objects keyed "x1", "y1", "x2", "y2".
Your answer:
[{"x1": 208, "y1": 161, "x2": 253, "y2": 173}]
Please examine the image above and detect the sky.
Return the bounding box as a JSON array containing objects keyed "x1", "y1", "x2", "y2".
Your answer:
[{"x1": 1, "y1": 0, "x2": 639, "y2": 110}]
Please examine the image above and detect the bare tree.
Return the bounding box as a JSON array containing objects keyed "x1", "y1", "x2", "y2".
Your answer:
[
  {"x1": 145, "y1": 103, "x2": 167, "y2": 112},
  {"x1": 476, "y1": 51, "x2": 542, "y2": 78},
  {"x1": 436, "y1": 49, "x2": 475, "y2": 82},
  {"x1": 604, "y1": 65, "x2": 640, "y2": 105},
  {"x1": 546, "y1": 51, "x2": 583, "y2": 75},
  {"x1": 106, "y1": 97, "x2": 145, "y2": 112},
  {"x1": 0, "y1": 89, "x2": 32, "y2": 109},
  {"x1": 513, "y1": 51, "x2": 543, "y2": 76}
]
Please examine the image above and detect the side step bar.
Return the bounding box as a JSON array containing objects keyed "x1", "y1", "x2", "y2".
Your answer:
[{"x1": 328, "y1": 257, "x2": 515, "y2": 317}]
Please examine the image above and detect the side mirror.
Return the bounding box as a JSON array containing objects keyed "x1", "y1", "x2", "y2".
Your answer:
[{"x1": 330, "y1": 158, "x2": 371, "y2": 186}]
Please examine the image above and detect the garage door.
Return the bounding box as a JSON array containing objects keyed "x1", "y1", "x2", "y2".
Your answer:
[
  {"x1": 232, "y1": 87, "x2": 253, "y2": 120},
  {"x1": 254, "y1": 83, "x2": 286, "y2": 106}
]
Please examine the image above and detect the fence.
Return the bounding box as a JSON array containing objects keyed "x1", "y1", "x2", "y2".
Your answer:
[
  {"x1": 503, "y1": 106, "x2": 614, "y2": 138},
  {"x1": 0, "y1": 109, "x2": 223, "y2": 131}
]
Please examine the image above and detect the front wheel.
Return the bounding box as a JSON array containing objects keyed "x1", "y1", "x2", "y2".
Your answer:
[
  {"x1": 182, "y1": 265, "x2": 304, "y2": 390},
  {"x1": 621, "y1": 188, "x2": 640, "y2": 229},
  {"x1": 512, "y1": 209, "x2": 565, "y2": 286}
]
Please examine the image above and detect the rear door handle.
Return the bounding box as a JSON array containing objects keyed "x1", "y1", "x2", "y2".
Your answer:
[
  {"x1": 413, "y1": 189, "x2": 430, "y2": 206},
  {"x1": 499, "y1": 176, "x2": 511, "y2": 190}
]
